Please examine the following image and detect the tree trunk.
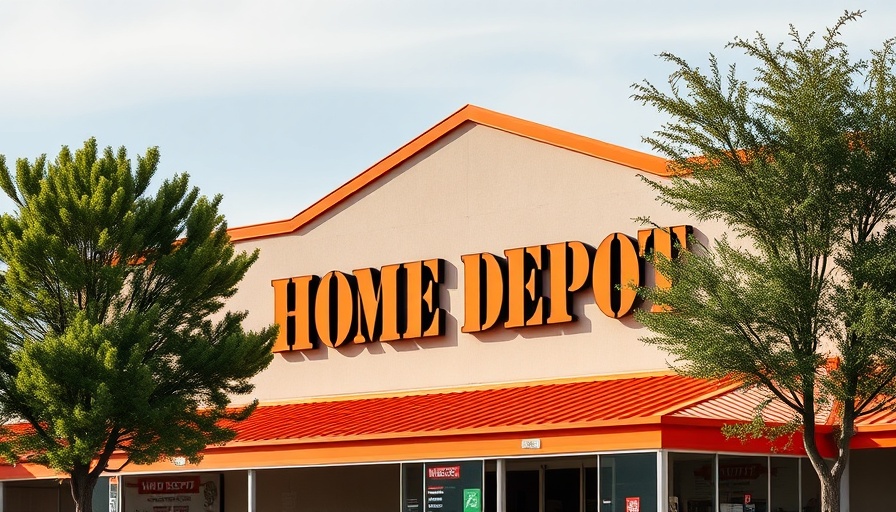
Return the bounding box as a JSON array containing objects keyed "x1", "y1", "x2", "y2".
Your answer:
[
  {"x1": 800, "y1": 381, "x2": 847, "y2": 512},
  {"x1": 69, "y1": 464, "x2": 99, "y2": 512},
  {"x1": 820, "y1": 475, "x2": 841, "y2": 512}
]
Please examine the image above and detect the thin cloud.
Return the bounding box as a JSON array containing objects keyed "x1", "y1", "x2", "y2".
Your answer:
[{"x1": 3, "y1": 1, "x2": 889, "y2": 118}]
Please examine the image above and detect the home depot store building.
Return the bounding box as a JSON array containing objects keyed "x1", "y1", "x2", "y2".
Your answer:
[{"x1": 2, "y1": 106, "x2": 896, "y2": 512}]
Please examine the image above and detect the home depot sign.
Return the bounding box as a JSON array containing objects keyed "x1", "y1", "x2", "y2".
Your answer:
[{"x1": 271, "y1": 226, "x2": 691, "y2": 352}]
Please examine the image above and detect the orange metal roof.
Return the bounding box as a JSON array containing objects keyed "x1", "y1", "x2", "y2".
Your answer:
[
  {"x1": 849, "y1": 406, "x2": 896, "y2": 449},
  {"x1": 854, "y1": 403, "x2": 896, "y2": 428},
  {"x1": 1, "y1": 373, "x2": 874, "y2": 478},
  {"x1": 231, "y1": 374, "x2": 737, "y2": 444},
  {"x1": 226, "y1": 105, "x2": 672, "y2": 242},
  {"x1": 5, "y1": 374, "x2": 886, "y2": 476},
  {"x1": 671, "y1": 386, "x2": 832, "y2": 424}
]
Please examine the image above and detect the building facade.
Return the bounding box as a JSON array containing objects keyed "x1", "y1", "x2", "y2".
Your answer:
[{"x1": 1, "y1": 106, "x2": 895, "y2": 512}]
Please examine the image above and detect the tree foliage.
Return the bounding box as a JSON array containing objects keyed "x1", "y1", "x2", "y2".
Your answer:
[
  {"x1": 631, "y1": 11, "x2": 896, "y2": 512},
  {"x1": 0, "y1": 139, "x2": 276, "y2": 511}
]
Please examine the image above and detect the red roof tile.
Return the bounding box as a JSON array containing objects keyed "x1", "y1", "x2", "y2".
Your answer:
[{"x1": 231, "y1": 374, "x2": 737, "y2": 444}]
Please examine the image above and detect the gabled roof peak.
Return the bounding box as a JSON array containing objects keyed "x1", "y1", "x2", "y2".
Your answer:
[{"x1": 228, "y1": 104, "x2": 670, "y2": 242}]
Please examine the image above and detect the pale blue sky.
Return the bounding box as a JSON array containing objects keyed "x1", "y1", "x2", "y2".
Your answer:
[{"x1": 1, "y1": 1, "x2": 893, "y2": 228}]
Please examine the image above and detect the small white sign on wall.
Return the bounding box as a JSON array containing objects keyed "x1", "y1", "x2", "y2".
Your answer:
[{"x1": 521, "y1": 438, "x2": 541, "y2": 449}]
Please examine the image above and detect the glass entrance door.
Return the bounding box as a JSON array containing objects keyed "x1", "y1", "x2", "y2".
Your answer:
[
  {"x1": 599, "y1": 458, "x2": 615, "y2": 512},
  {"x1": 506, "y1": 470, "x2": 539, "y2": 512},
  {"x1": 545, "y1": 467, "x2": 580, "y2": 512},
  {"x1": 488, "y1": 456, "x2": 597, "y2": 512}
]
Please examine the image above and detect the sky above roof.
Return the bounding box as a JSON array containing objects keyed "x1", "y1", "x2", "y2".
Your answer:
[{"x1": 1, "y1": 1, "x2": 893, "y2": 228}]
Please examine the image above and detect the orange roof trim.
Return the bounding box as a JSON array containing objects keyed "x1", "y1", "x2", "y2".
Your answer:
[{"x1": 228, "y1": 104, "x2": 671, "y2": 242}]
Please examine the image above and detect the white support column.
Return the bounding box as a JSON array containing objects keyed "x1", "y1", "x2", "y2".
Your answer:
[
  {"x1": 657, "y1": 451, "x2": 668, "y2": 512},
  {"x1": 111, "y1": 476, "x2": 120, "y2": 512},
  {"x1": 538, "y1": 465, "x2": 545, "y2": 512},
  {"x1": 496, "y1": 459, "x2": 506, "y2": 512},
  {"x1": 840, "y1": 459, "x2": 850, "y2": 512},
  {"x1": 248, "y1": 469, "x2": 257, "y2": 512},
  {"x1": 0, "y1": 481, "x2": 5, "y2": 512},
  {"x1": 714, "y1": 454, "x2": 719, "y2": 512}
]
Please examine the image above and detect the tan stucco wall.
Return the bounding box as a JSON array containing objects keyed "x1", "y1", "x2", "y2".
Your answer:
[{"x1": 229, "y1": 123, "x2": 728, "y2": 402}]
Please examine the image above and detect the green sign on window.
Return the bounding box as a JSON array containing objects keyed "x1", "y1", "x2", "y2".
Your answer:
[{"x1": 463, "y1": 489, "x2": 481, "y2": 512}]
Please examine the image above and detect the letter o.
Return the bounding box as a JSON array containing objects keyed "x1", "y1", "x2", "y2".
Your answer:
[
  {"x1": 314, "y1": 271, "x2": 358, "y2": 347},
  {"x1": 592, "y1": 233, "x2": 642, "y2": 318}
]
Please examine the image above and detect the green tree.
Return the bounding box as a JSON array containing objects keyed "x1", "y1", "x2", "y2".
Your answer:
[
  {"x1": 632, "y1": 12, "x2": 896, "y2": 512},
  {"x1": 0, "y1": 139, "x2": 276, "y2": 512}
]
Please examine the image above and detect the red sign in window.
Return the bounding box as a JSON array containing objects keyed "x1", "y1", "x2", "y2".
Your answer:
[
  {"x1": 137, "y1": 476, "x2": 201, "y2": 494},
  {"x1": 427, "y1": 466, "x2": 461, "y2": 479},
  {"x1": 625, "y1": 497, "x2": 640, "y2": 512}
]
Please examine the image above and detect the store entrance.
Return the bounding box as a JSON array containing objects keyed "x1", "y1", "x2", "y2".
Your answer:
[{"x1": 487, "y1": 456, "x2": 597, "y2": 512}]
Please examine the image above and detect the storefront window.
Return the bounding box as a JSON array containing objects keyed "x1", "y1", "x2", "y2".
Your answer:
[
  {"x1": 600, "y1": 453, "x2": 657, "y2": 512},
  {"x1": 403, "y1": 461, "x2": 486, "y2": 512},
  {"x1": 483, "y1": 456, "x2": 597, "y2": 512},
  {"x1": 507, "y1": 470, "x2": 539, "y2": 512},
  {"x1": 585, "y1": 466, "x2": 598, "y2": 512},
  {"x1": 718, "y1": 455, "x2": 767, "y2": 511},
  {"x1": 800, "y1": 459, "x2": 821, "y2": 512},
  {"x1": 546, "y1": 468, "x2": 580, "y2": 512},
  {"x1": 668, "y1": 452, "x2": 715, "y2": 512},
  {"x1": 403, "y1": 463, "x2": 425, "y2": 512},
  {"x1": 769, "y1": 457, "x2": 799, "y2": 512}
]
